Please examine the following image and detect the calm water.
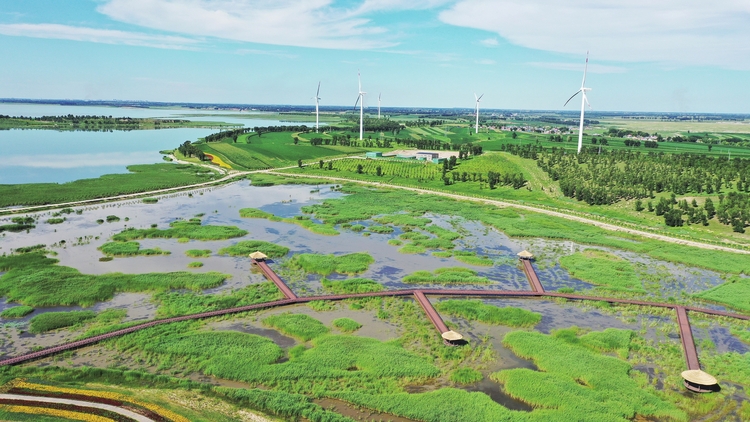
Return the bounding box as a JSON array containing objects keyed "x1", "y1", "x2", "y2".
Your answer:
[{"x1": 0, "y1": 103, "x2": 314, "y2": 184}]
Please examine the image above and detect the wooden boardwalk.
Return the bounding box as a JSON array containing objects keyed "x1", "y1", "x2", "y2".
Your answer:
[
  {"x1": 413, "y1": 291, "x2": 450, "y2": 334},
  {"x1": 521, "y1": 259, "x2": 545, "y2": 292},
  {"x1": 676, "y1": 307, "x2": 700, "y2": 370},
  {"x1": 1, "y1": 262, "x2": 747, "y2": 368},
  {"x1": 253, "y1": 259, "x2": 297, "y2": 299}
]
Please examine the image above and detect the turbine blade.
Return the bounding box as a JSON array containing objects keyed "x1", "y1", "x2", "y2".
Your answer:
[
  {"x1": 358, "y1": 70, "x2": 362, "y2": 92},
  {"x1": 478, "y1": 93, "x2": 484, "y2": 101},
  {"x1": 581, "y1": 51, "x2": 589, "y2": 87},
  {"x1": 474, "y1": 92, "x2": 478, "y2": 101},
  {"x1": 354, "y1": 95, "x2": 360, "y2": 109},
  {"x1": 564, "y1": 90, "x2": 582, "y2": 107},
  {"x1": 317, "y1": 81, "x2": 320, "y2": 97},
  {"x1": 583, "y1": 92, "x2": 591, "y2": 109}
]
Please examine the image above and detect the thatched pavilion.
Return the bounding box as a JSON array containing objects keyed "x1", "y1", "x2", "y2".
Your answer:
[
  {"x1": 517, "y1": 250, "x2": 534, "y2": 260},
  {"x1": 681, "y1": 370, "x2": 719, "y2": 393},
  {"x1": 249, "y1": 251, "x2": 268, "y2": 261}
]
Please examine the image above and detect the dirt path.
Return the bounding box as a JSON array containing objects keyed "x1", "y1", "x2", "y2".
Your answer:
[
  {"x1": 0, "y1": 393, "x2": 156, "y2": 422},
  {"x1": 264, "y1": 171, "x2": 750, "y2": 255}
]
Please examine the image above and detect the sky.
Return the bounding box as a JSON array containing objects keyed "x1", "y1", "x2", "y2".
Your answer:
[{"x1": 0, "y1": 0, "x2": 749, "y2": 113}]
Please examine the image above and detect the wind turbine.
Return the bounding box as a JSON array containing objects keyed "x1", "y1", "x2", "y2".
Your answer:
[
  {"x1": 564, "y1": 52, "x2": 592, "y2": 154},
  {"x1": 474, "y1": 93, "x2": 484, "y2": 134},
  {"x1": 313, "y1": 81, "x2": 321, "y2": 133},
  {"x1": 378, "y1": 93, "x2": 381, "y2": 119},
  {"x1": 354, "y1": 71, "x2": 366, "y2": 140}
]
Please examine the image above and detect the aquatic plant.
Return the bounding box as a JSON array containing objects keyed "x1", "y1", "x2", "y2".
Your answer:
[
  {"x1": 0, "y1": 305, "x2": 34, "y2": 319},
  {"x1": 112, "y1": 219, "x2": 247, "y2": 241},
  {"x1": 29, "y1": 310, "x2": 97, "y2": 333},
  {"x1": 436, "y1": 300, "x2": 541, "y2": 327},
  {"x1": 185, "y1": 249, "x2": 211, "y2": 258},
  {"x1": 332, "y1": 318, "x2": 362, "y2": 333},
  {"x1": 99, "y1": 241, "x2": 169, "y2": 257},
  {"x1": 449, "y1": 368, "x2": 483, "y2": 385},
  {"x1": 559, "y1": 249, "x2": 644, "y2": 292},
  {"x1": 287, "y1": 253, "x2": 374, "y2": 276},
  {"x1": 403, "y1": 267, "x2": 491, "y2": 284},
  {"x1": 188, "y1": 261, "x2": 203, "y2": 268},
  {"x1": 694, "y1": 276, "x2": 750, "y2": 312},
  {"x1": 262, "y1": 313, "x2": 330, "y2": 341},
  {"x1": 321, "y1": 278, "x2": 384, "y2": 294}
]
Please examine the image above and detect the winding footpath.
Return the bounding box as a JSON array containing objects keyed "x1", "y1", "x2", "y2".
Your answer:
[{"x1": 0, "y1": 394, "x2": 156, "y2": 422}]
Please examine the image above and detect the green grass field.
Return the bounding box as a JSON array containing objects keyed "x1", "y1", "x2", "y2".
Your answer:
[{"x1": 0, "y1": 164, "x2": 219, "y2": 208}]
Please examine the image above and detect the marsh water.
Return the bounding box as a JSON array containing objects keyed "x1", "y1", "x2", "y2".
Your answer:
[{"x1": 1, "y1": 179, "x2": 749, "y2": 418}]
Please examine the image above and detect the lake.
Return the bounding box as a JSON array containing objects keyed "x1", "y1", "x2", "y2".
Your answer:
[{"x1": 0, "y1": 103, "x2": 314, "y2": 184}]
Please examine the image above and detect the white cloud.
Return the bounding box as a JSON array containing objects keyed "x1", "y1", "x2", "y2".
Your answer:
[
  {"x1": 3, "y1": 152, "x2": 159, "y2": 169},
  {"x1": 0, "y1": 23, "x2": 199, "y2": 50},
  {"x1": 527, "y1": 62, "x2": 626, "y2": 74},
  {"x1": 475, "y1": 58, "x2": 495, "y2": 65},
  {"x1": 439, "y1": 0, "x2": 750, "y2": 69},
  {"x1": 479, "y1": 37, "x2": 497, "y2": 47},
  {"x1": 97, "y1": 0, "x2": 399, "y2": 50}
]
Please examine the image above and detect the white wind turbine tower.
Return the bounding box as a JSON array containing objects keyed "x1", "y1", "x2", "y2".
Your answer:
[
  {"x1": 378, "y1": 93, "x2": 381, "y2": 119},
  {"x1": 313, "y1": 81, "x2": 321, "y2": 133},
  {"x1": 564, "y1": 52, "x2": 592, "y2": 154},
  {"x1": 354, "y1": 71, "x2": 366, "y2": 140},
  {"x1": 474, "y1": 93, "x2": 484, "y2": 134}
]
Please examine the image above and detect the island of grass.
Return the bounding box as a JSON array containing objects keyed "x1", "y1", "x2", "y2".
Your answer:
[
  {"x1": 403, "y1": 267, "x2": 491, "y2": 284},
  {"x1": 188, "y1": 261, "x2": 204, "y2": 268},
  {"x1": 239, "y1": 207, "x2": 339, "y2": 236},
  {"x1": 694, "y1": 276, "x2": 750, "y2": 312},
  {"x1": 559, "y1": 249, "x2": 643, "y2": 292},
  {"x1": 287, "y1": 253, "x2": 374, "y2": 276},
  {"x1": 452, "y1": 251, "x2": 493, "y2": 266},
  {"x1": 262, "y1": 313, "x2": 330, "y2": 341},
  {"x1": 112, "y1": 218, "x2": 247, "y2": 241},
  {"x1": 218, "y1": 240, "x2": 289, "y2": 258},
  {"x1": 0, "y1": 305, "x2": 34, "y2": 318},
  {"x1": 0, "y1": 252, "x2": 228, "y2": 307},
  {"x1": 185, "y1": 249, "x2": 212, "y2": 258},
  {"x1": 0, "y1": 164, "x2": 220, "y2": 208},
  {"x1": 332, "y1": 317, "x2": 362, "y2": 333},
  {"x1": 29, "y1": 310, "x2": 98, "y2": 333},
  {"x1": 449, "y1": 368, "x2": 483, "y2": 385},
  {"x1": 99, "y1": 241, "x2": 170, "y2": 257},
  {"x1": 321, "y1": 278, "x2": 384, "y2": 294},
  {"x1": 436, "y1": 300, "x2": 541, "y2": 327}
]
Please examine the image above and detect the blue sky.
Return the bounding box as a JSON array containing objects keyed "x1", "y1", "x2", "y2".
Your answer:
[{"x1": 0, "y1": 0, "x2": 749, "y2": 113}]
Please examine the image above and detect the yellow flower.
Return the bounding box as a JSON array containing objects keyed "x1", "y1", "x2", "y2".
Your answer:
[
  {"x1": 0, "y1": 404, "x2": 113, "y2": 421},
  {"x1": 10, "y1": 380, "x2": 189, "y2": 422}
]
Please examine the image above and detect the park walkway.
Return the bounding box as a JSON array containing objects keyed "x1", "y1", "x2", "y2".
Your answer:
[
  {"x1": 252, "y1": 259, "x2": 297, "y2": 299},
  {"x1": 676, "y1": 307, "x2": 700, "y2": 370}
]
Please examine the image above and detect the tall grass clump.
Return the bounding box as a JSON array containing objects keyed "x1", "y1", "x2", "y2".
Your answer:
[
  {"x1": 332, "y1": 318, "x2": 362, "y2": 333},
  {"x1": 367, "y1": 225, "x2": 394, "y2": 234},
  {"x1": 218, "y1": 240, "x2": 289, "y2": 258},
  {"x1": 403, "y1": 267, "x2": 491, "y2": 284},
  {"x1": 99, "y1": 241, "x2": 169, "y2": 257},
  {"x1": 112, "y1": 219, "x2": 247, "y2": 241},
  {"x1": 436, "y1": 299, "x2": 541, "y2": 327},
  {"x1": 185, "y1": 249, "x2": 211, "y2": 258},
  {"x1": 492, "y1": 329, "x2": 685, "y2": 421},
  {"x1": 559, "y1": 249, "x2": 643, "y2": 292},
  {"x1": 453, "y1": 252, "x2": 493, "y2": 267},
  {"x1": 694, "y1": 276, "x2": 750, "y2": 312},
  {"x1": 142, "y1": 197, "x2": 158, "y2": 203},
  {"x1": 321, "y1": 278, "x2": 384, "y2": 294},
  {"x1": 262, "y1": 313, "x2": 330, "y2": 341},
  {"x1": 287, "y1": 253, "x2": 374, "y2": 276},
  {"x1": 29, "y1": 310, "x2": 97, "y2": 333},
  {"x1": 449, "y1": 368, "x2": 483, "y2": 385},
  {"x1": 13, "y1": 244, "x2": 46, "y2": 254},
  {"x1": 0, "y1": 305, "x2": 34, "y2": 318}
]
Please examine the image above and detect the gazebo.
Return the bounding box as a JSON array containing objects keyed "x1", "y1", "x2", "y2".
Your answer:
[
  {"x1": 681, "y1": 370, "x2": 719, "y2": 393},
  {"x1": 441, "y1": 330, "x2": 464, "y2": 345},
  {"x1": 249, "y1": 251, "x2": 268, "y2": 261},
  {"x1": 517, "y1": 250, "x2": 534, "y2": 260}
]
